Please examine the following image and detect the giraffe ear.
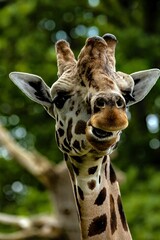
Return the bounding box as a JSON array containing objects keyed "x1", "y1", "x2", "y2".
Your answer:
[
  {"x1": 127, "y1": 69, "x2": 160, "y2": 106},
  {"x1": 9, "y1": 72, "x2": 52, "y2": 107}
]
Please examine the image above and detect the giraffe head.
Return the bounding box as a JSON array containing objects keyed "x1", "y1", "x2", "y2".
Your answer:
[{"x1": 9, "y1": 34, "x2": 160, "y2": 156}]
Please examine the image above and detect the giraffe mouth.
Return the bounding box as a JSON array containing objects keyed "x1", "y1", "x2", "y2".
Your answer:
[
  {"x1": 86, "y1": 124, "x2": 120, "y2": 151},
  {"x1": 92, "y1": 127, "x2": 113, "y2": 139}
]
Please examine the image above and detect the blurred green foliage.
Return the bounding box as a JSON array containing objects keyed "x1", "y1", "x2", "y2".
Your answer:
[{"x1": 0, "y1": 0, "x2": 160, "y2": 238}]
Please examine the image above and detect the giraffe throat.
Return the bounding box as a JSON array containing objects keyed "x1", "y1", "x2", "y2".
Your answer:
[{"x1": 67, "y1": 154, "x2": 131, "y2": 239}]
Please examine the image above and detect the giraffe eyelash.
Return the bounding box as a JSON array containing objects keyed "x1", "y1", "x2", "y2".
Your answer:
[{"x1": 53, "y1": 92, "x2": 71, "y2": 109}]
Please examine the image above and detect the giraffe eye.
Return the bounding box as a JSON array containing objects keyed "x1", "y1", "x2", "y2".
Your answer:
[
  {"x1": 122, "y1": 91, "x2": 135, "y2": 104},
  {"x1": 53, "y1": 92, "x2": 70, "y2": 109}
]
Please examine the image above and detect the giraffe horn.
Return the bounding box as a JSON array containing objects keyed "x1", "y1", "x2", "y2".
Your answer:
[
  {"x1": 55, "y1": 40, "x2": 76, "y2": 77},
  {"x1": 103, "y1": 33, "x2": 117, "y2": 72},
  {"x1": 77, "y1": 36, "x2": 108, "y2": 76}
]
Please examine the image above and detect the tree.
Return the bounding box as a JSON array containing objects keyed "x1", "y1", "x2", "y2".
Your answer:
[{"x1": 0, "y1": 124, "x2": 80, "y2": 240}]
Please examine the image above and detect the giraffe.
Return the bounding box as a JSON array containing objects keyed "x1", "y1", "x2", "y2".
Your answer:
[{"x1": 9, "y1": 34, "x2": 160, "y2": 240}]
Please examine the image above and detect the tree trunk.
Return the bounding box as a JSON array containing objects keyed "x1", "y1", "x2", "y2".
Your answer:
[{"x1": 0, "y1": 124, "x2": 80, "y2": 240}]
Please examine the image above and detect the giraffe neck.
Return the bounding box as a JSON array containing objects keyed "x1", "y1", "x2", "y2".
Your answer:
[{"x1": 67, "y1": 154, "x2": 132, "y2": 240}]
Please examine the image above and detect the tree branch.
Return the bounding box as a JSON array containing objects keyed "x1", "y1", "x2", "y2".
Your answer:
[
  {"x1": 0, "y1": 124, "x2": 57, "y2": 189},
  {"x1": 0, "y1": 213, "x2": 63, "y2": 239}
]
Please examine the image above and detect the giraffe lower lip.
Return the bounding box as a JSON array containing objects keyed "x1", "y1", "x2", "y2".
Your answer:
[{"x1": 92, "y1": 127, "x2": 113, "y2": 139}]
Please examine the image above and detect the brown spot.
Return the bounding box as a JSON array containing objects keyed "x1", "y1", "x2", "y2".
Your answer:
[
  {"x1": 69, "y1": 100, "x2": 75, "y2": 111},
  {"x1": 88, "y1": 214, "x2": 107, "y2": 237},
  {"x1": 57, "y1": 128, "x2": 64, "y2": 137},
  {"x1": 80, "y1": 80, "x2": 85, "y2": 86},
  {"x1": 110, "y1": 164, "x2": 117, "y2": 184},
  {"x1": 88, "y1": 166, "x2": 98, "y2": 175},
  {"x1": 94, "y1": 156, "x2": 101, "y2": 161},
  {"x1": 59, "y1": 121, "x2": 63, "y2": 127},
  {"x1": 99, "y1": 175, "x2": 101, "y2": 183},
  {"x1": 64, "y1": 153, "x2": 68, "y2": 161},
  {"x1": 67, "y1": 118, "x2": 73, "y2": 143},
  {"x1": 105, "y1": 163, "x2": 108, "y2": 179},
  {"x1": 71, "y1": 155, "x2": 83, "y2": 163},
  {"x1": 75, "y1": 120, "x2": 86, "y2": 135},
  {"x1": 102, "y1": 155, "x2": 107, "y2": 164},
  {"x1": 72, "y1": 163, "x2": 79, "y2": 175},
  {"x1": 79, "y1": 61, "x2": 87, "y2": 76},
  {"x1": 63, "y1": 138, "x2": 71, "y2": 151},
  {"x1": 78, "y1": 186, "x2": 84, "y2": 200},
  {"x1": 70, "y1": 105, "x2": 74, "y2": 111},
  {"x1": 61, "y1": 143, "x2": 70, "y2": 153},
  {"x1": 87, "y1": 180, "x2": 96, "y2": 190},
  {"x1": 73, "y1": 140, "x2": 81, "y2": 151},
  {"x1": 94, "y1": 187, "x2": 106, "y2": 206},
  {"x1": 117, "y1": 195, "x2": 128, "y2": 232},
  {"x1": 73, "y1": 185, "x2": 81, "y2": 218},
  {"x1": 76, "y1": 108, "x2": 81, "y2": 116},
  {"x1": 110, "y1": 194, "x2": 117, "y2": 234},
  {"x1": 86, "y1": 66, "x2": 93, "y2": 82}
]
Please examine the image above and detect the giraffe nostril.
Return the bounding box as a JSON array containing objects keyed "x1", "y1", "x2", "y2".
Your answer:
[
  {"x1": 115, "y1": 97, "x2": 125, "y2": 109},
  {"x1": 95, "y1": 98, "x2": 106, "y2": 108},
  {"x1": 95, "y1": 96, "x2": 125, "y2": 109}
]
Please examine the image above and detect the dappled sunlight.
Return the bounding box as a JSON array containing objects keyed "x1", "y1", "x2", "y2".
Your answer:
[{"x1": 146, "y1": 114, "x2": 159, "y2": 133}]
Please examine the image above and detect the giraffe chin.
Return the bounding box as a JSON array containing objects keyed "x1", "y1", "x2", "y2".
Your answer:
[{"x1": 86, "y1": 125, "x2": 119, "y2": 152}]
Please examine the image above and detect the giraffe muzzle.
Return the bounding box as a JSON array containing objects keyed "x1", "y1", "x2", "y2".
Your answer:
[
  {"x1": 85, "y1": 105, "x2": 128, "y2": 151},
  {"x1": 90, "y1": 106, "x2": 128, "y2": 133}
]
